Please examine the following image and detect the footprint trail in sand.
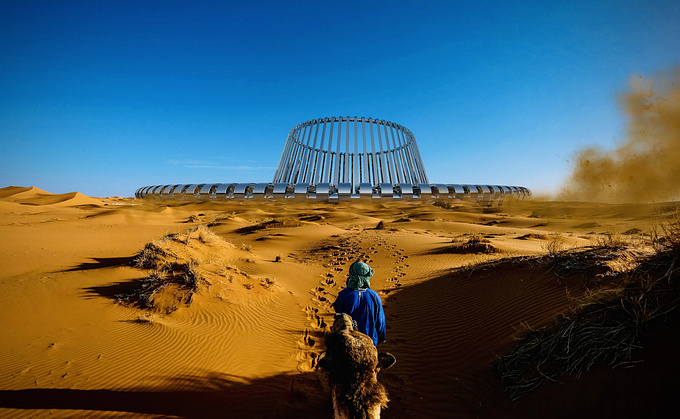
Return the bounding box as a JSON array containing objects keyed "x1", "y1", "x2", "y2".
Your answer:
[{"x1": 295, "y1": 230, "x2": 408, "y2": 372}]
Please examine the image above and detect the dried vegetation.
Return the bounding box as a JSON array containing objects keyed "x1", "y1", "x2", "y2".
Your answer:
[
  {"x1": 119, "y1": 226, "x2": 242, "y2": 313},
  {"x1": 493, "y1": 210, "x2": 680, "y2": 399},
  {"x1": 235, "y1": 218, "x2": 301, "y2": 234},
  {"x1": 450, "y1": 235, "x2": 499, "y2": 254}
]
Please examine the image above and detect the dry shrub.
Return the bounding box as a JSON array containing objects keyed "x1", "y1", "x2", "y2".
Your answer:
[
  {"x1": 132, "y1": 241, "x2": 175, "y2": 269},
  {"x1": 121, "y1": 260, "x2": 210, "y2": 313},
  {"x1": 236, "y1": 218, "x2": 301, "y2": 234},
  {"x1": 542, "y1": 234, "x2": 565, "y2": 255},
  {"x1": 196, "y1": 226, "x2": 219, "y2": 244},
  {"x1": 494, "y1": 224, "x2": 680, "y2": 400},
  {"x1": 121, "y1": 226, "x2": 228, "y2": 313},
  {"x1": 595, "y1": 231, "x2": 628, "y2": 248},
  {"x1": 260, "y1": 278, "x2": 275, "y2": 290},
  {"x1": 651, "y1": 208, "x2": 680, "y2": 251},
  {"x1": 433, "y1": 200, "x2": 452, "y2": 209},
  {"x1": 450, "y1": 235, "x2": 499, "y2": 254},
  {"x1": 542, "y1": 244, "x2": 651, "y2": 284}
]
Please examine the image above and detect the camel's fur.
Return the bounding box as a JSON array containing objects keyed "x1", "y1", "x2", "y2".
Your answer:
[{"x1": 320, "y1": 313, "x2": 394, "y2": 419}]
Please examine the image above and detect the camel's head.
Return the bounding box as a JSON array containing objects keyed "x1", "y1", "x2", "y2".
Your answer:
[{"x1": 331, "y1": 313, "x2": 356, "y2": 334}]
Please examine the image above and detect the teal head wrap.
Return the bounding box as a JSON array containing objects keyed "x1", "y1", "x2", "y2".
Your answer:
[{"x1": 347, "y1": 261, "x2": 374, "y2": 290}]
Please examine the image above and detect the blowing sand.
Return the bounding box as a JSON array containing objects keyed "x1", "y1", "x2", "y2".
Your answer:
[{"x1": 1, "y1": 186, "x2": 679, "y2": 418}]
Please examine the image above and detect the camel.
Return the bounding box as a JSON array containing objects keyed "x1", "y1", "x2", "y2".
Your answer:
[{"x1": 319, "y1": 313, "x2": 396, "y2": 419}]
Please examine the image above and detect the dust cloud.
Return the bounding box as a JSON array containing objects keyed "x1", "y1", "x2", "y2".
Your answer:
[{"x1": 559, "y1": 66, "x2": 680, "y2": 203}]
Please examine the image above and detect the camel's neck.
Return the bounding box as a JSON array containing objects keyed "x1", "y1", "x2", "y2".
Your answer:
[{"x1": 332, "y1": 388, "x2": 381, "y2": 419}]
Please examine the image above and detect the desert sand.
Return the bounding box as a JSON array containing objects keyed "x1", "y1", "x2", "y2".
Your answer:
[{"x1": 1, "y1": 186, "x2": 679, "y2": 418}]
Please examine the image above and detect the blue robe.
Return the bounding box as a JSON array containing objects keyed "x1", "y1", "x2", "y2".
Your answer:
[{"x1": 333, "y1": 287, "x2": 386, "y2": 346}]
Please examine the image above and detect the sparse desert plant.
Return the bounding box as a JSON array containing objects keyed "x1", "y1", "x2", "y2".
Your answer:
[
  {"x1": 450, "y1": 235, "x2": 498, "y2": 254},
  {"x1": 433, "y1": 200, "x2": 452, "y2": 209},
  {"x1": 196, "y1": 225, "x2": 218, "y2": 243},
  {"x1": 132, "y1": 242, "x2": 176, "y2": 269},
  {"x1": 651, "y1": 208, "x2": 680, "y2": 251},
  {"x1": 121, "y1": 226, "x2": 229, "y2": 313},
  {"x1": 495, "y1": 233, "x2": 680, "y2": 400},
  {"x1": 260, "y1": 278, "x2": 275, "y2": 290},
  {"x1": 450, "y1": 235, "x2": 465, "y2": 245},
  {"x1": 146, "y1": 268, "x2": 168, "y2": 283},
  {"x1": 184, "y1": 259, "x2": 210, "y2": 291},
  {"x1": 235, "y1": 218, "x2": 301, "y2": 234},
  {"x1": 595, "y1": 231, "x2": 628, "y2": 248},
  {"x1": 543, "y1": 234, "x2": 565, "y2": 255}
]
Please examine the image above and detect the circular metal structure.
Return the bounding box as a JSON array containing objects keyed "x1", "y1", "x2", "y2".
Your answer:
[
  {"x1": 273, "y1": 117, "x2": 428, "y2": 189},
  {"x1": 135, "y1": 116, "x2": 531, "y2": 201}
]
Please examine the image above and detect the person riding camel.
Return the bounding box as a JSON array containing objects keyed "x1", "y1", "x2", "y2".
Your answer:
[{"x1": 332, "y1": 261, "x2": 386, "y2": 346}]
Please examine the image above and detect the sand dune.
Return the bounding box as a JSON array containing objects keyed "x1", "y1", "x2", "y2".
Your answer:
[
  {"x1": 0, "y1": 186, "x2": 104, "y2": 207},
  {"x1": 0, "y1": 186, "x2": 678, "y2": 417}
]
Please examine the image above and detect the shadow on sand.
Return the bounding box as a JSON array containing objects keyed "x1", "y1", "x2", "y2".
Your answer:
[
  {"x1": 82, "y1": 278, "x2": 147, "y2": 301},
  {"x1": 0, "y1": 371, "x2": 332, "y2": 418},
  {"x1": 59, "y1": 256, "x2": 134, "y2": 272}
]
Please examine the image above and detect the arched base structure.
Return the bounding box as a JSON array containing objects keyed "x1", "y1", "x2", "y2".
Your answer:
[
  {"x1": 134, "y1": 117, "x2": 532, "y2": 202},
  {"x1": 135, "y1": 183, "x2": 531, "y2": 201}
]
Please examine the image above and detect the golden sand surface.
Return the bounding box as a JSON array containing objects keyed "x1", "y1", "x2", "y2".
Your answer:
[{"x1": 0, "y1": 186, "x2": 677, "y2": 418}]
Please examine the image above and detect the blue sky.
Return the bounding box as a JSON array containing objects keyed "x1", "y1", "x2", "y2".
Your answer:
[{"x1": 1, "y1": 0, "x2": 679, "y2": 197}]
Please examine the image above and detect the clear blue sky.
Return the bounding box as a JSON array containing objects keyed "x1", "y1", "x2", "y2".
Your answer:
[{"x1": 1, "y1": 0, "x2": 679, "y2": 197}]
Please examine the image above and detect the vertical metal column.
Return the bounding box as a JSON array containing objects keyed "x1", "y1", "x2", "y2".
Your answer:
[
  {"x1": 279, "y1": 131, "x2": 295, "y2": 183},
  {"x1": 352, "y1": 116, "x2": 360, "y2": 192},
  {"x1": 291, "y1": 123, "x2": 308, "y2": 183},
  {"x1": 344, "y1": 118, "x2": 350, "y2": 183},
  {"x1": 299, "y1": 121, "x2": 315, "y2": 182},
  {"x1": 382, "y1": 123, "x2": 395, "y2": 183},
  {"x1": 369, "y1": 120, "x2": 378, "y2": 184},
  {"x1": 288, "y1": 124, "x2": 305, "y2": 181},
  {"x1": 394, "y1": 126, "x2": 409, "y2": 183},
  {"x1": 388, "y1": 124, "x2": 403, "y2": 183},
  {"x1": 399, "y1": 128, "x2": 416, "y2": 184},
  {"x1": 376, "y1": 120, "x2": 388, "y2": 183},
  {"x1": 335, "y1": 117, "x2": 342, "y2": 185},
  {"x1": 324, "y1": 118, "x2": 334, "y2": 183},
  {"x1": 314, "y1": 119, "x2": 327, "y2": 184},
  {"x1": 305, "y1": 121, "x2": 320, "y2": 183},
  {"x1": 361, "y1": 119, "x2": 369, "y2": 185}
]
